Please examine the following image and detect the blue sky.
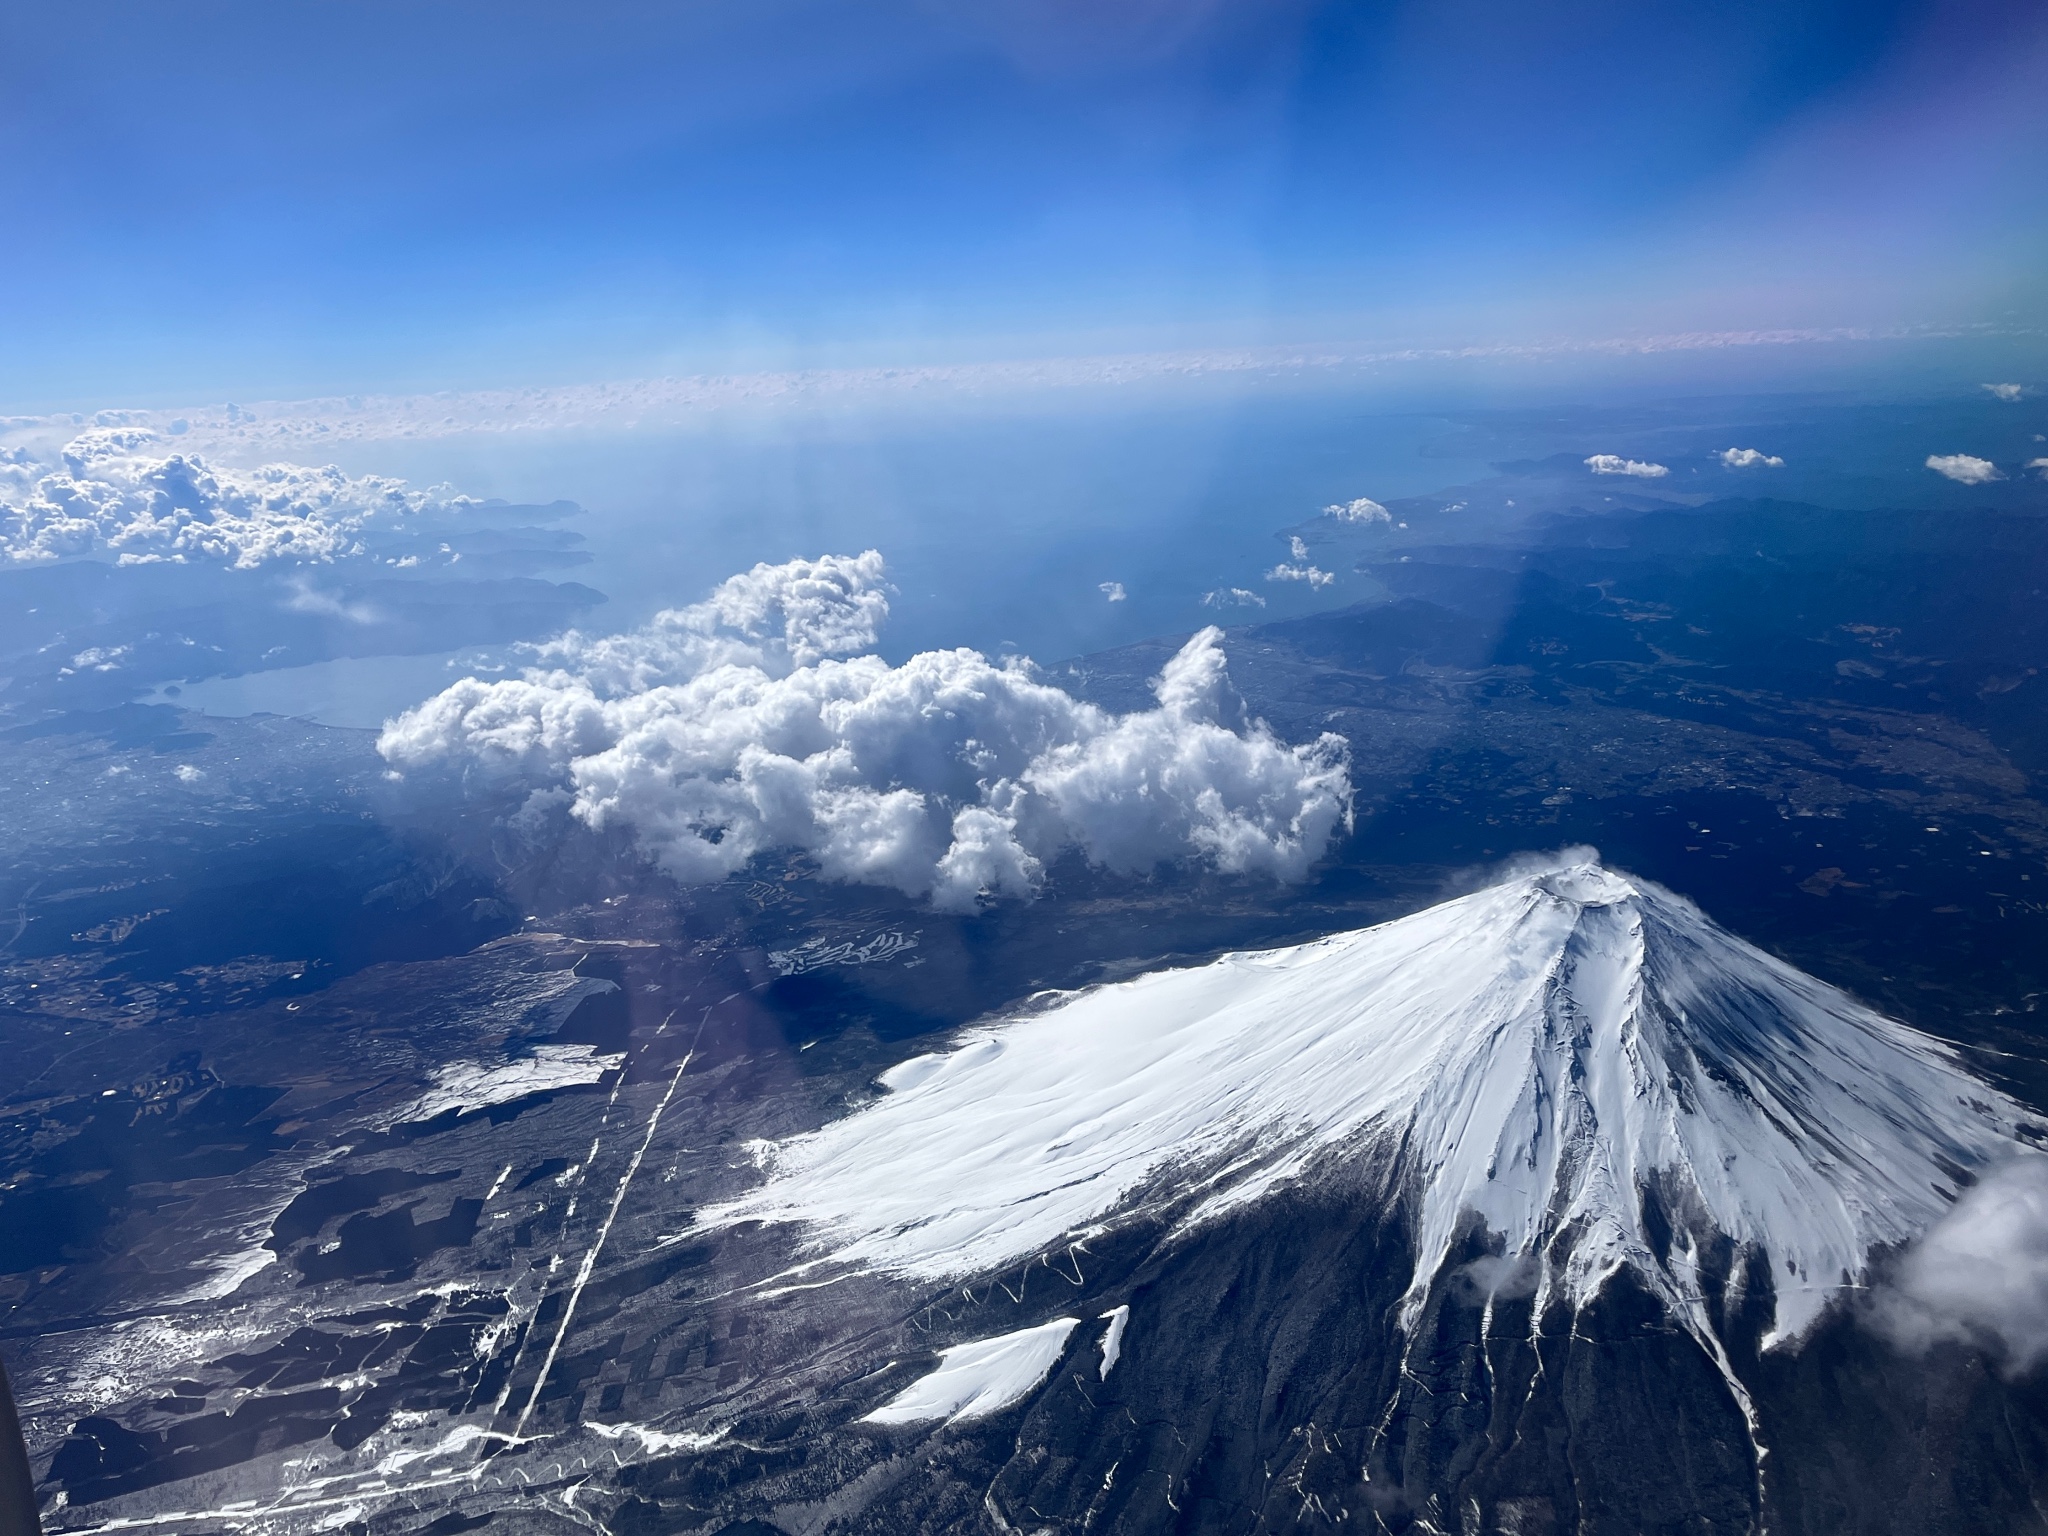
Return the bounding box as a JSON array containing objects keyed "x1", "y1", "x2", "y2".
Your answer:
[{"x1": 3, "y1": 0, "x2": 2045, "y2": 407}]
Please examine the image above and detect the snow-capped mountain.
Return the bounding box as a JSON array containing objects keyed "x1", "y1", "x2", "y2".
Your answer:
[{"x1": 710, "y1": 858, "x2": 2035, "y2": 1361}]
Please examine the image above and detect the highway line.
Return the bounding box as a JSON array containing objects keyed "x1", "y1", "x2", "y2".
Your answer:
[{"x1": 512, "y1": 1019, "x2": 703, "y2": 1439}]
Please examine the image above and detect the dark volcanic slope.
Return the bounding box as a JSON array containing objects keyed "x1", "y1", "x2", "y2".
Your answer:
[{"x1": 22, "y1": 917, "x2": 2048, "y2": 1536}]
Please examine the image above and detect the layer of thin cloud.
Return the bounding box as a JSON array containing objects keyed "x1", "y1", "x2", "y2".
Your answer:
[
  {"x1": 0, "y1": 429, "x2": 474, "y2": 568},
  {"x1": 1718, "y1": 447, "x2": 1784, "y2": 468},
  {"x1": 1323, "y1": 497, "x2": 1390, "y2": 524},
  {"x1": 1584, "y1": 454, "x2": 1669, "y2": 478},
  {"x1": 0, "y1": 328, "x2": 1937, "y2": 455},
  {"x1": 1984, "y1": 383, "x2": 2025, "y2": 402},
  {"x1": 1926, "y1": 453, "x2": 2002, "y2": 485},
  {"x1": 1202, "y1": 588, "x2": 1266, "y2": 609},
  {"x1": 379, "y1": 553, "x2": 1352, "y2": 911},
  {"x1": 1870, "y1": 1157, "x2": 2048, "y2": 1375}
]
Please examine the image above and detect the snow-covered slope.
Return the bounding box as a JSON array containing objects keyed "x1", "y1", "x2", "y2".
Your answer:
[
  {"x1": 707, "y1": 859, "x2": 2036, "y2": 1351},
  {"x1": 391, "y1": 1044, "x2": 623, "y2": 1125},
  {"x1": 862, "y1": 1319, "x2": 1081, "y2": 1425}
]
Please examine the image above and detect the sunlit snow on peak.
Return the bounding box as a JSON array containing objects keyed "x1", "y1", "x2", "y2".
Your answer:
[{"x1": 704, "y1": 857, "x2": 2035, "y2": 1354}]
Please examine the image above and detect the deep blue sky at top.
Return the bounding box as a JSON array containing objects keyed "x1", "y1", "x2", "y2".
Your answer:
[{"x1": 3, "y1": 0, "x2": 2044, "y2": 407}]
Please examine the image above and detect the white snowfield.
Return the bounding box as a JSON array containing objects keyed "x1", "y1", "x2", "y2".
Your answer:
[
  {"x1": 862, "y1": 1318, "x2": 1080, "y2": 1425},
  {"x1": 1097, "y1": 1305, "x2": 1131, "y2": 1378},
  {"x1": 392, "y1": 1044, "x2": 624, "y2": 1124},
  {"x1": 706, "y1": 859, "x2": 2037, "y2": 1353}
]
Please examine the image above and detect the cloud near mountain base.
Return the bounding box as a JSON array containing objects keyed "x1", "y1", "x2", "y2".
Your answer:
[
  {"x1": 378, "y1": 552, "x2": 1353, "y2": 910},
  {"x1": 1870, "y1": 1155, "x2": 2048, "y2": 1374}
]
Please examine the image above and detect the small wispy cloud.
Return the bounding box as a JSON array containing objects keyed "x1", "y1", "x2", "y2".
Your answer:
[
  {"x1": 1323, "y1": 496, "x2": 1390, "y2": 524},
  {"x1": 1263, "y1": 537, "x2": 1336, "y2": 588},
  {"x1": 285, "y1": 580, "x2": 384, "y2": 624},
  {"x1": 1098, "y1": 581, "x2": 1126, "y2": 602},
  {"x1": 1202, "y1": 588, "x2": 1266, "y2": 609},
  {"x1": 1584, "y1": 454, "x2": 1669, "y2": 478},
  {"x1": 67, "y1": 645, "x2": 130, "y2": 673},
  {"x1": 1266, "y1": 563, "x2": 1334, "y2": 588},
  {"x1": 1927, "y1": 453, "x2": 2003, "y2": 485},
  {"x1": 1718, "y1": 447, "x2": 1784, "y2": 469},
  {"x1": 1984, "y1": 383, "x2": 2025, "y2": 402}
]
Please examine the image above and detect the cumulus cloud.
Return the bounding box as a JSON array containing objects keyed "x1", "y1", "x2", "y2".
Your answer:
[
  {"x1": 1926, "y1": 453, "x2": 2003, "y2": 485},
  {"x1": 1984, "y1": 383, "x2": 2026, "y2": 402},
  {"x1": 1870, "y1": 1157, "x2": 2048, "y2": 1374},
  {"x1": 1098, "y1": 581, "x2": 1126, "y2": 602},
  {"x1": 1718, "y1": 447, "x2": 1784, "y2": 469},
  {"x1": 2028, "y1": 458, "x2": 2048, "y2": 479},
  {"x1": 1323, "y1": 496, "x2": 1390, "y2": 524},
  {"x1": 379, "y1": 553, "x2": 1352, "y2": 912},
  {"x1": 1584, "y1": 454, "x2": 1669, "y2": 478},
  {"x1": 0, "y1": 428, "x2": 478, "y2": 568}
]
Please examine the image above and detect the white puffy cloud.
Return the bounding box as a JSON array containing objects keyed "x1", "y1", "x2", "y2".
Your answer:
[
  {"x1": 379, "y1": 553, "x2": 1352, "y2": 911},
  {"x1": 1984, "y1": 383, "x2": 2025, "y2": 402},
  {"x1": 1718, "y1": 447, "x2": 1784, "y2": 468},
  {"x1": 283, "y1": 580, "x2": 383, "y2": 623},
  {"x1": 1098, "y1": 581, "x2": 1127, "y2": 602},
  {"x1": 1871, "y1": 1157, "x2": 2048, "y2": 1374},
  {"x1": 1926, "y1": 453, "x2": 2003, "y2": 485},
  {"x1": 1584, "y1": 454, "x2": 1670, "y2": 478},
  {"x1": 1323, "y1": 496, "x2": 1390, "y2": 524},
  {"x1": 2028, "y1": 458, "x2": 2048, "y2": 479},
  {"x1": 0, "y1": 428, "x2": 478, "y2": 568}
]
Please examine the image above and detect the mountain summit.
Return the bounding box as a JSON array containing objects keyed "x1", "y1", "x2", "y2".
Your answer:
[{"x1": 713, "y1": 858, "x2": 2034, "y2": 1357}]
